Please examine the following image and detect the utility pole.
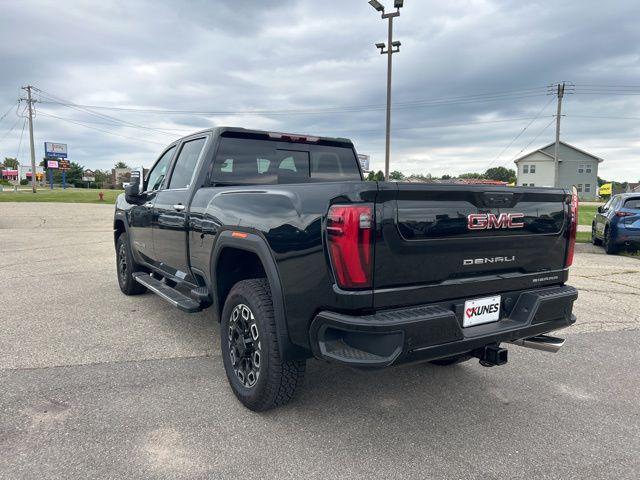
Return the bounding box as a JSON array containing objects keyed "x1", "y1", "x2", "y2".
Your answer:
[
  {"x1": 369, "y1": 0, "x2": 403, "y2": 181},
  {"x1": 21, "y1": 85, "x2": 38, "y2": 193},
  {"x1": 552, "y1": 82, "x2": 564, "y2": 188}
]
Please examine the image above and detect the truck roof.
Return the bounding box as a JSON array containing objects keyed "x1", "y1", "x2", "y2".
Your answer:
[{"x1": 178, "y1": 126, "x2": 354, "y2": 146}]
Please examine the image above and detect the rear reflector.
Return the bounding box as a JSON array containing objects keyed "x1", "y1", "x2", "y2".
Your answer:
[
  {"x1": 326, "y1": 204, "x2": 373, "y2": 289},
  {"x1": 565, "y1": 186, "x2": 579, "y2": 267}
]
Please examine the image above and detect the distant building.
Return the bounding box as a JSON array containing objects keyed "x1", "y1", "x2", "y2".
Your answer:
[
  {"x1": 626, "y1": 182, "x2": 640, "y2": 193},
  {"x1": 112, "y1": 167, "x2": 131, "y2": 188},
  {"x1": 514, "y1": 141, "x2": 603, "y2": 200}
]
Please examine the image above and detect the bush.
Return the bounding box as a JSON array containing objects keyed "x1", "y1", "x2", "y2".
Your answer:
[
  {"x1": 0, "y1": 179, "x2": 13, "y2": 186},
  {"x1": 20, "y1": 179, "x2": 29, "y2": 186}
]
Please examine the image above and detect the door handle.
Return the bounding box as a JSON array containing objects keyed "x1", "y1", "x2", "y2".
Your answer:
[
  {"x1": 144, "y1": 202, "x2": 154, "y2": 208},
  {"x1": 173, "y1": 204, "x2": 186, "y2": 212}
]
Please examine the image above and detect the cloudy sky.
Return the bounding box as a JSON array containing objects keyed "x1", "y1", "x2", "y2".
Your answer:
[{"x1": 0, "y1": 0, "x2": 639, "y2": 180}]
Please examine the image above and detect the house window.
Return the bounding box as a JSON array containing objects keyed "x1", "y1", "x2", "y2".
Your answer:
[
  {"x1": 577, "y1": 184, "x2": 583, "y2": 192},
  {"x1": 578, "y1": 164, "x2": 584, "y2": 174},
  {"x1": 529, "y1": 165, "x2": 536, "y2": 174},
  {"x1": 585, "y1": 184, "x2": 591, "y2": 193},
  {"x1": 585, "y1": 164, "x2": 592, "y2": 173},
  {"x1": 523, "y1": 165, "x2": 529, "y2": 174},
  {"x1": 522, "y1": 183, "x2": 527, "y2": 187},
  {"x1": 529, "y1": 183, "x2": 535, "y2": 187}
]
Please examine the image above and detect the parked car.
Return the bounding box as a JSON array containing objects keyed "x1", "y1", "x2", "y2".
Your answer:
[
  {"x1": 114, "y1": 127, "x2": 579, "y2": 411},
  {"x1": 592, "y1": 193, "x2": 640, "y2": 253}
]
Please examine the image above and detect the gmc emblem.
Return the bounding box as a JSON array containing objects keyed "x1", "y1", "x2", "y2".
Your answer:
[{"x1": 467, "y1": 213, "x2": 525, "y2": 230}]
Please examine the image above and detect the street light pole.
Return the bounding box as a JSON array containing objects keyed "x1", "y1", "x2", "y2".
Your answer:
[{"x1": 370, "y1": 0, "x2": 403, "y2": 181}]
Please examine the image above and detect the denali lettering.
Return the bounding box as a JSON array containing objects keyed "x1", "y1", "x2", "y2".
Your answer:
[
  {"x1": 467, "y1": 213, "x2": 525, "y2": 230},
  {"x1": 463, "y1": 255, "x2": 516, "y2": 266}
]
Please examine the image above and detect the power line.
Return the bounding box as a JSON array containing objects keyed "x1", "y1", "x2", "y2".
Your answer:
[
  {"x1": 36, "y1": 86, "x2": 549, "y2": 117},
  {"x1": 34, "y1": 88, "x2": 191, "y2": 136},
  {"x1": 566, "y1": 114, "x2": 640, "y2": 121},
  {"x1": 0, "y1": 101, "x2": 18, "y2": 125},
  {"x1": 500, "y1": 117, "x2": 556, "y2": 168},
  {"x1": 484, "y1": 96, "x2": 555, "y2": 170},
  {"x1": 15, "y1": 117, "x2": 27, "y2": 162},
  {"x1": 37, "y1": 111, "x2": 167, "y2": 146}
]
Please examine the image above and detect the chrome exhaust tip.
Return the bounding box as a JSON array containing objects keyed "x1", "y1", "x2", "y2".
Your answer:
[{"x1": 507, "y1": 334, "x2": 565, "y2": 353}]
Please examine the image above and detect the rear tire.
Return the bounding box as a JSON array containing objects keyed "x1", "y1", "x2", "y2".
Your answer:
[
  {"x1": 604, "y1": 227, "x2": 618, "y2": 254},
  {"x1": 220, "y1": 279, "x2": 305, "y2": 411},
  {"x1": 591, "y1": 223, "x2": 602, "y2": 246},
  {"x1": 429, "y1": 354, "x2": 472, "y2": 366},
  {"x1": 116, "y1": 233, "x2": 147, "y2": 295}
]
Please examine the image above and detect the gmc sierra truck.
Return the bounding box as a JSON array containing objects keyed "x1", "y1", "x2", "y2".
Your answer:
[{"x1": 114, "y1": 127, "x2": 579, "y2": 411}]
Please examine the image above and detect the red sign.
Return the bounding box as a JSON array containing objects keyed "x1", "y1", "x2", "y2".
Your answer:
[{"x1": 47, "y1": 160, "x2": 59, "y2": 169}]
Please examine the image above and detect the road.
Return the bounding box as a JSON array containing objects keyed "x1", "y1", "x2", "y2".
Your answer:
[{"x1": 1, "y1": 202, "x2": 639, "y2": 479}]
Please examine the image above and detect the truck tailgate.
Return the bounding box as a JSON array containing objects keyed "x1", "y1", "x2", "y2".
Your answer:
[{"x1": 373, "y1": 183, "x2": 570, "y2": 308}]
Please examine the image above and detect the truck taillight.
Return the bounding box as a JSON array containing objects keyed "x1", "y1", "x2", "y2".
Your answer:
[
  {"x1": 326, "y1": 204, "x2": 373, "y2": 289},
  {"x1": 566, "y1": 186, "x2": 579, "y2": 267}
]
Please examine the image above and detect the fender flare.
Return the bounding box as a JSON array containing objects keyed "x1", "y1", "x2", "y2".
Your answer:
[{"x1": 210, "y1": 230, "x2": 307, "y2": 361}]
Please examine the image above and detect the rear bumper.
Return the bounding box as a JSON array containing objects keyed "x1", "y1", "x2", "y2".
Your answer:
[{"x1": 309, "y1": 284, "x2": 578, "y2": 367}]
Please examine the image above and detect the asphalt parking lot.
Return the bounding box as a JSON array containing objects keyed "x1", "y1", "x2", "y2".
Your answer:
[{"x1": 1, "y1": 202, "x2": 639, "y2": 480}]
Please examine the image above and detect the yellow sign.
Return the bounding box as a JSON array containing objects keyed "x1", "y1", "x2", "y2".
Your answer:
[{"x1": 599, "y1": 183, "x2": 612, "y2": 196}]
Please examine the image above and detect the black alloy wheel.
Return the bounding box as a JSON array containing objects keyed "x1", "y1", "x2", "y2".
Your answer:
[{"x1": 227, "y1": 303, "x2": 262, "y2": 388}]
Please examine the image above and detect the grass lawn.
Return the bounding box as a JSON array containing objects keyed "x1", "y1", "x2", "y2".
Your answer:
[
  {"x1": 578, "y1": 204, "x2": 599, "y2": 226},
  {"x1": 0, "y1": 188, "x2": 123, "y2": 204},
  {"x1": 576, "y1": 231, "x2": 592, "y2": 243}
]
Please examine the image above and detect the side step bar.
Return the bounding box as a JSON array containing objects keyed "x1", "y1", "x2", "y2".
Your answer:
[
  {"x1": 507, "y1": 334, "x2": 565, "y2": 353},
  {"x1": 133, "y1": 272, "x2": 202, "y2": 313}
]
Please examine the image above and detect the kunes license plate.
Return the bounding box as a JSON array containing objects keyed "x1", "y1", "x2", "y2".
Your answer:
[{"x1": 463, "y1": 295, "x2": 501, "y2": 327}]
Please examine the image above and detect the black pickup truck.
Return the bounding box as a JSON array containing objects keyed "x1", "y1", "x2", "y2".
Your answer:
[{"x1": 114, "y1": 127, "x2": 579, "y2": 411}]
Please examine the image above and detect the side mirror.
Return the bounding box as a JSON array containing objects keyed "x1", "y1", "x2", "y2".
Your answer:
[
  {"x1": 597, "y1": 206, "x2": 604, "y2": 213},
  {"x1": 125, "y1": 170, "x2": 142, "y2": 202}
]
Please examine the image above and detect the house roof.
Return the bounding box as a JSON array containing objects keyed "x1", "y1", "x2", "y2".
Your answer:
[{"x1": 514, "y1": 141, "x2": 604, "y2": 164}]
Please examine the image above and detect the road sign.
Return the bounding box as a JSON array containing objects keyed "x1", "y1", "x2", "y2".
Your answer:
[
  {"x1": 44, "y1": 142, "x2": 68, "y2": 158},
  {"x1": 47, "y1": 160, "x2": 59, "y2": 169},
  {"x1": 358, "y1": 154, "x2": 370, "y2": 172}
]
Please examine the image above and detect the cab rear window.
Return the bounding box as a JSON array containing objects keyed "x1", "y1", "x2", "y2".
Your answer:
[
  {"x1": 624, "y1": 198, "x2": 640, "y2": 210},
  {"x1": 209, "y1": 137, "x2": 361, "y2": 186}
]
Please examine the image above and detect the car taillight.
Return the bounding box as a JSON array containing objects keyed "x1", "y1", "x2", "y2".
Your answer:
[
  {"x1": 616, "y1": 211, "x2": 634, "y2": 217},
  {"x1": 326, "y1": 204, "x2": 373, "y2": 289},
  {"x1": 566, "y1": 186, "x2": 579, "y2": 267}
]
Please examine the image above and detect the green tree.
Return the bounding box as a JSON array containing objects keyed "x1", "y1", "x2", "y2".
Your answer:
[
  {"x1": 441, "y1": 174, "x2": 451, "y2": 180},
  {"x1": 485, "y1": 166, "x2": 516, "y2": 183},
  {"x1": 114, "y1": 161, "x2": 129, "y2": 169},
  {"x1": 366, "y1": 170, "x2": 385, "y2": 181},
  {"x1": 458, "y1": 172, "x2": 485, "y2": 179},
  {"x1": 389, "y1": 170, "x2": 405, "y2": 181},
  {"x1": 4, "y1": 157, "x2": 18, "y2": 169}
]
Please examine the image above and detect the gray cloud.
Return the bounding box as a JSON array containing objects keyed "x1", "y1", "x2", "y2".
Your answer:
[{"x1": 0, "y1": 0, "x2": 638, "y2": 181}]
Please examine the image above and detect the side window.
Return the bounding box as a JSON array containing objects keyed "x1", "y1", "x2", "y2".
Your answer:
[
  {"x1": 523, "y1": 165, "x2": 529, "y2": 174},
  {"x1": 578, "y1": 164, "x2": 584, "y2": 174},
  {"x1": 530, "y1": 164, "x2": 536, "y2": 174},
  {"x1": 585, "y1": 184, "x2": 591, "y2": 193},
  {"x1": 586, "y1": 164, "x2": 592, "y2": 174},
  {"x1": 577, "y1": 184, "x2": 583, "y2": 192},
  {"x1": 168, "y1": 138, "x2": 206, "y2": 189},
  {"x1": 602, "y1": 197, "x2": 613, "y2": 211},
  {"x1": 146, "y1": 146, "x2": 175, "y2": 192}
]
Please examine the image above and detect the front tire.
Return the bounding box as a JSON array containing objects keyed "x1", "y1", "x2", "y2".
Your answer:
[
  {"x1": 116, "y1": 233, "x2": 147, "y2": 295},
  {"x1": 220, "y1": 279, "x2": 305, "y2": 411},
  {"x1": 591, "y1": 223, "x2": 602, "y2": 246}
]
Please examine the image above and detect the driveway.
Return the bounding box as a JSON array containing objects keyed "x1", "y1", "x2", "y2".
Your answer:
[{"x1": 1, "y1": 202, "x2": 638, "y2": 479}]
